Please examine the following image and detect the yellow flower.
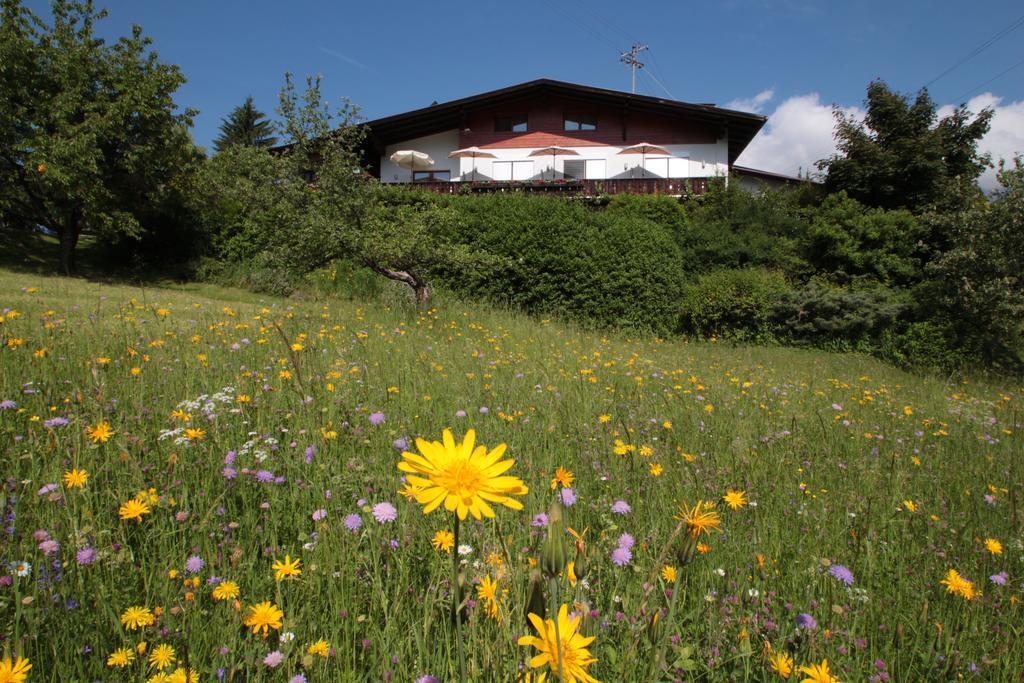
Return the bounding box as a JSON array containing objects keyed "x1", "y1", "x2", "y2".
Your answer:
[
  {"x1": 675, "y1": 500, "x2": 722, "y2": 538},
  {"x1": 984, "y1": 538, "x2": 1003, "y2": 556},
  {"x1": 661, "y1": 565, "x2": 677, "y2": 583},
  {"x1": 63, "y1": 468, "x2": 88, "y2": 489},
  {"x1": 902, "y1": 500, "x2": 917, "y2": 513},
  {"x1": 307, "y1": 639, "x2": 330, "y2": 657},
  {"x1": 148, "y1": 643, "x2": 175, "y2": 670},
  {"x1": 723, "y1": 489, "x2": 747, "y2": 509},
  {"x1": 397, "y1": 429, "x2": 528, "y2": 520},
  {"x1": 212, "y1": 580, "x2": 240, "y2": 601},
  {"x1": 431, "y1": 530, "x2": 455, "y2": 553},
  {"x1": 170, "y1": 409, "x2": 191, "y2": 422},
  {"x1": 518, "y1": 604, "x2": 599, "y2": 683},
  {"x1": 184, "y1": 428, "x2": 205, "y2": 441},
  {"x1": 243, "y1": 601, "x2": 284, "y2": 637},
  {"x1": 120, "y1": 605, "x2": 156, "y2": 630},
  {"x1": 940, "y1": 569, "x2": 979, "y2": 600},
  {"x1": 0, "y1": 656, "x2": 31, "y2": 683},
  {"x1": 550, "y1": 466, "x2": 575, "y2": 490},
  {"x1": 649, "y1": 463, "x2": 663, "y2": 476},
  {"x1": 86, "y1": 420, "x2": 114, "y2": 443},
  {"x1": 769, "y1": 649, "x2": 794, "y2": 678},
  {"x1": 598, "y1": 414, "x2": 611, "y2": 423},
  {"x1": 798, "y1": 658, "x2": 841, "y2": 683},
  {"x1": 119, "y1": 498, "x2": 151, "y2": 522},
  {"x1": 107, "y1": 647, "x2": 135, "y2": 667},
  {"x1": 272, "y1": 554, "x2": 301, "y2": 581},
  {"x1": 477, "y1": 574, "x2": 500, "y2": 619}
]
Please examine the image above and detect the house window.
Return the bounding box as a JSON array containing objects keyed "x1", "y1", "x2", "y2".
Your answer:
[
  {"x1": 412, "y1": 170, "x2": 451, "y2": 182},
  {"x1": 564, "y1": 159, "x2": 606, "y2": 180},
  {"x1": 495, "y1": 115, "x2": 528, "y2": 132},
  {"x1": 564, "y1": 114, "x2": 597, "y2": 131}
]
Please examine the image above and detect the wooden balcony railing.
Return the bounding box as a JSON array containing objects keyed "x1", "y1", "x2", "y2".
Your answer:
[{"x1": 394, "y1": 177, "x2": 711, "y2": 196}]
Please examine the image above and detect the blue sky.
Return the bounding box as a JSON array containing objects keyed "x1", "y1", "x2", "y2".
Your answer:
[{"x1": 25, "y1": 0, "x2": 1024, "y2": 181}]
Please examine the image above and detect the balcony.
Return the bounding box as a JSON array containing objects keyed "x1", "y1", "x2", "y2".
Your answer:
[{"x1": 393, "y1": 177, "x2": 711, "y2": 197}]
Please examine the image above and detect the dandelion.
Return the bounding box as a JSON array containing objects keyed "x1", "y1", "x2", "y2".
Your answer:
[
  {"x1": 119, "y1": 498, "x2": 151, "y2": 522},
  {"x1": 307, "y1": 639, "x2": 330, "y2": 657},
  {"x1": 797, "y1": 658, "x2": 841, "y2": 683},
  {"x1": 550, "y1": 466, "x2": 574, "y2": 490},
  {"x1": 396, "y1": 428, "x2": 528, "y2": 520},
  {"x1": 243, "y1": 601, "x2": 284, "y2": 637},
  {"x1": 675, "y1": 501, "x2": 722, "y2": 538},
  {"x1": 769, "y1": 649, "x2": 794, "y2": 678},
  {"x1": 902, "y1": 500, "x2": 917, "y2": 513},
  {"x1": 940, "y1": 569, "x2": 979, "y2": 600},
  {"x1": 518, "y1": 604, "x2": 599, "y2": 683},
  {"x1": 984, "y1": 538, "x2": 1003, "y2": 556},
  {"x1": 62, "y1": 468, "x2": 88, "y2": 488},
  {"x1": 723, "y1": 489, "x2": 747, "y2": 509},
  {"x1": 107, "y1": 648, "x2": 135, "y2": 667},
  {"x1": 272, "y1": 555, "x2": 301, "y2": 581},
  {"x1": 431, "y1": 530, "x2": 455, "y2": 553},
  {"x1": 121, "y1": 605, "x2": 156, "y2": 630},
  {"x1": 661, "y1": 565, "x2": 677, "y2": 582},
  {"x1": 0, "y1": 656, "x2": 31, "y2": 682},
  {"x1": 149, "y1": 643, "x2": 175, "y2": 670},
  {"x1": 212, "y1": 580, "x2": 240, "y2": 601},
  {"x1": 86, "y1": 420, "x2": 114, "y2": 443},
  {"x1": 372, "y1": 501, "x2": 398, "y2": 523}
]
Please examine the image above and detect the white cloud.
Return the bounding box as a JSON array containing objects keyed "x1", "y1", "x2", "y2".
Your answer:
[
  {"x1": 726, "y1": 89, "x2": 775, "y2": 114},
  {"x1": 734, "y1": 93, "x2": 863, "y2": 178},
  {"x1": 735, "y1": 90, "x2": 1024, "y2": 190}
]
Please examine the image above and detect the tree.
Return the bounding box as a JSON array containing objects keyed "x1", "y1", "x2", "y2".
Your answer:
[
  {"x1": 819, "y1": 80, "x2": 992, "y2": 213},
  {"x1": 212, "y1": 96, "x2": 277, "y2": 153},
  {"x1": 200, "y1": 74, "x2": 495, "y2": 306},
  {"x1": 0, "y1": 0, "x2": 198, "y2": 274},
  {"x1": 927, "y1": 158, "x2": 1024, "y2": 367}
]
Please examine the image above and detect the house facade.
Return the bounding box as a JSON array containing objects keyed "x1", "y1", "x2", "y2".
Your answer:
[{"x1": 362, "y1": 79, "x2": 767, "y2": 195}]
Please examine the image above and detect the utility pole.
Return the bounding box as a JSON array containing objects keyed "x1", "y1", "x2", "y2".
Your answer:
[{"x1": 620, "y1": 43, "x2": 648, "y2": 94}]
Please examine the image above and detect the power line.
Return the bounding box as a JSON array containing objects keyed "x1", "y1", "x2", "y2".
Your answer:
[
  {"x1": 642, "y1": 68, "x2": 675, "y2": 100},
  {"x1": 922, "y1": 12, "x2": 1024, "y2": 89},
  {"x1": 952, "y1": 55, "x2": 1024, "y2": 103}
]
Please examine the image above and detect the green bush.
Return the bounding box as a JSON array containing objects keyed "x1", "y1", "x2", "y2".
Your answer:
[
  {"x1": 679, "y1": 268, "x2": 791, "y2": 342},
  {"x1": 774, "y1": 280, "x2": 909, "y2": 348},
  {"x1": 436, "y1": 193, "x2": 685, "y2": 333}
]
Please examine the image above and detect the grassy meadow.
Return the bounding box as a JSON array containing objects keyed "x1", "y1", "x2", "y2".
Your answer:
[{"x1": 0, "y1": 267, "x2": 1021, "y2": 682}]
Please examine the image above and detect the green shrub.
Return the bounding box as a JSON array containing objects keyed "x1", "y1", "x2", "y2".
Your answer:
[
  {"x1": 679, "y1": 268, "x2": 791, "y2": 342},
  {"x1": 774, "y1": 280, "x2": 909, "y2": 347}
]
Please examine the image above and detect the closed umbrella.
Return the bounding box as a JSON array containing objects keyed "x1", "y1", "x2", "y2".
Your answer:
[
  {"x1": 448, "y1": 146, "x2": 497, "y2": 181},
  {"x1": 528, "y1": 146, "x2": 579, "y2": 180},
  {"x1": 617, "y1": 142, "x2": 670, "y2": 178},
  {"x1": 390, "y1": 150, "x2": 434, "y2": 181}
]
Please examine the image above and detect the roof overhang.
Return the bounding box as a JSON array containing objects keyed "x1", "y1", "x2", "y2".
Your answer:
[{"x1": 361, "y1": 78, "x2": 767, "y2": 166}]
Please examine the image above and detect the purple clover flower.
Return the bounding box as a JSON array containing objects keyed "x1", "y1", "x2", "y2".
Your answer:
[
  {"x1": 610, "y1": 500, "x2": 631, "y2": 514},
  {"x1": 796, "y1": 613, "x2": 818, "y2": 630},
  {"x1": 611, "y1": 546, "x2": 632, "y2": 567},
  {"x1": 559, "y1": 488, "x2": 576, "y2": 507},
  {"x1": 531, "y1": 513, "x2": 549, "y2": 527},
  {"x1": 185, "y1": 555, "x2": 205, "y2": 574},
  {"x1": 828, "y1": 564, "x2": 855, "y2": 586},
  {"x1": 75, "y1": 547, "x2": 97, "y2": 565},
  {"x1": 344, "y1": 514, "x2": 363, "y2": 531},
  {"x1": 617, "y1": 533, "x2": 635, "y2": 550},
  {"x1": 368, "y1": 412, "x2": 386, "y2": 425}
]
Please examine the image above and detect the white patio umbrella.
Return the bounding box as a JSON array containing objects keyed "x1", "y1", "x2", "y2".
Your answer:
[
  {"x1": 617, "y1": 142, "x2": 670, "y2": 178},
  {"x1": 389, "y1": 150, "x2": 434, "y2": 181},
  {"x1": 528, "y1": 146, "x2": 579, "y2": 180},
  {"x1": 448, "y1": 146, "x2": 497, "y2": 181}
]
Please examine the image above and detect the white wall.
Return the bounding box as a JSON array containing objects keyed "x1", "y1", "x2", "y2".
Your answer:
[{"x1": 379, "y1": 129, "x2": 730, "y2": 182}]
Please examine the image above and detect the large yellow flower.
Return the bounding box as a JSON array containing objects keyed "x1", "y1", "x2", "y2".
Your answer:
[
  {"x1": 107, "y1": 648, "x2": 135, "y2": 668},
  {"x1": 243, "y1": 601, "x2": 284, "y2": 637},
  {"x1": 0, "y1": 656, "x2": 31, "y2": 683},
  {"x1": 119, "y1": 498, "x2": 151, "y2": 522},
  {"x1": 397, "y1": 429, "x2": 528, "y2": 520},
  {"x1": 86, "y1": 420, "x2": 114, "y2": 443},
  {"x1": 212, "y1": 580, "x2": 240, "y2": 601},
  {"x1": 63, "y1": 468, "x2": 88, "y2": 489},
  {"x1": 940, "y1": 569, "x2": 979, "y2": 600},
  {"x1": 148, "y1": 643, "x2": 175, "y2": 671},
  {"x1": 518, "y1": 604, "x2": 599, "y2": 683},
  {"x1": 798, "y1": 658, "x2": 841, "y2": 683}
]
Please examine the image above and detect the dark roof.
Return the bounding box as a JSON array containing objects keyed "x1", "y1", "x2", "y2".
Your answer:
[
  {"x1": 732, "y1": 165, "x2": 815, "y2": 183},
  {"x1": 362, "y1": 78, "x2": 767, "y2": 166}
]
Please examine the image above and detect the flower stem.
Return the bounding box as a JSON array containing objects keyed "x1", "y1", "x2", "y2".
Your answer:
[
  {"x1": 452, "y1": 514, "x2": 466, "y2": 683},
  {"x1": 549, "y1": 576, "x2": 565, "y2": 681},
  {"x1": 651, "y1": 571, "x2": 684, "y2": 680}
]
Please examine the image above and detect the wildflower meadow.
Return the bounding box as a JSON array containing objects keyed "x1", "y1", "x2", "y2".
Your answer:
[{"x1": 0, "y1": 269, "x2": 1021, "y2": 682}]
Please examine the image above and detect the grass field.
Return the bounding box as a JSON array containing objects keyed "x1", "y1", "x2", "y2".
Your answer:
[{"x1": 0, "y1": 267, "x2": 1021, "y2": 682}]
